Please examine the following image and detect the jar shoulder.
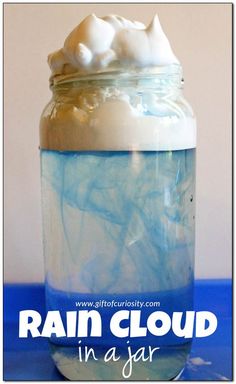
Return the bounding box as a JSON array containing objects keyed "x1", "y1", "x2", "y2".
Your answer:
[{"x1": 40, "y1": 89, "x2": 194, "y2": 123}]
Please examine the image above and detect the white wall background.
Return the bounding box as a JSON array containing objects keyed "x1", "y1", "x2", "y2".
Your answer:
[{"x1": 4, "y1": 3, "x2": 232, "y2": 282}]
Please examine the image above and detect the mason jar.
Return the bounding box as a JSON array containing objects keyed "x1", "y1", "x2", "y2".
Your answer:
[{"x1": 40, "y1": 64, "x2": 196, "y2": 380}]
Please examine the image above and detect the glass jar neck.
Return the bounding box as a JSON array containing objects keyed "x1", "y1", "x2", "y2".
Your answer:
[{"x1": 51, "y1": 64, "x2": 184, "y2": 96}]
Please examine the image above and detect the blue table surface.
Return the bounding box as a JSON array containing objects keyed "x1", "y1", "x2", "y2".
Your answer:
[{"x1": 4, "y1": 279, "x2": 232, "y2": 381}]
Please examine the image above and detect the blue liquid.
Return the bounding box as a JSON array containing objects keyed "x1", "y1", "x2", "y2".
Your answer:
[{"x1": 41, "y1": 149, "x2": 195, "y2": 380}]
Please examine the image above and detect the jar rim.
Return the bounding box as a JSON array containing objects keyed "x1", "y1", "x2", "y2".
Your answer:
[{"x1": 50, "y1": 63, "x2": 183, "y2": 88}]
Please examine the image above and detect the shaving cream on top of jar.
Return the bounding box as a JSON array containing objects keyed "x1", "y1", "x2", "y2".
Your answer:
[
  {"x1": 41, "y1": 14, "x2": 196, "y2": 152},
  {"x1": 48, "y1": 14, "x2": 179, "y2": 78}
]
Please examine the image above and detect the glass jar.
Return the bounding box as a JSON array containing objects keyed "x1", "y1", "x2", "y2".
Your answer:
[{"x1": 40, "y1": 64, "x2": 196, "y2": 381}]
